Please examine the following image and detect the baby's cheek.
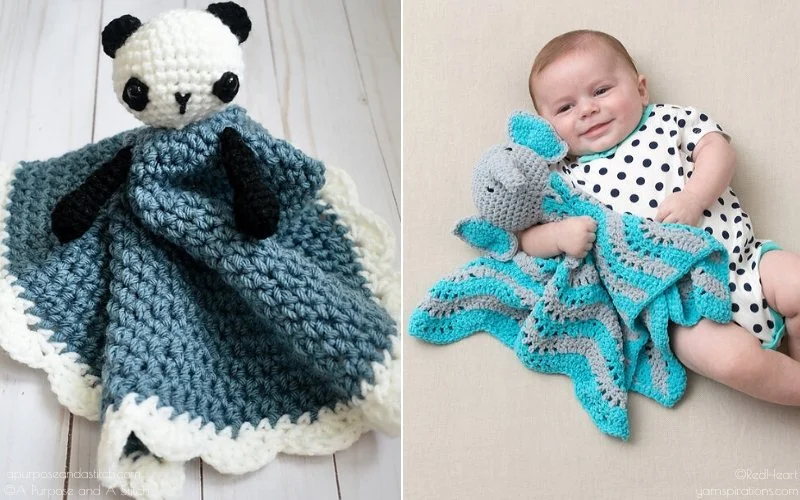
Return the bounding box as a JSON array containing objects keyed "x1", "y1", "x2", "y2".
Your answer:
[
  {"x1": 552, "y1": 122, "x2": 576, "y2": 147},
  {"x1": 564, "y1": 135, "x2": 583, "y2": 154}
]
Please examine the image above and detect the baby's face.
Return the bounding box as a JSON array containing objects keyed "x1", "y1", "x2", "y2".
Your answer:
[{"x1": 532, "y1": 45, "x2": 648, "y2": 156}]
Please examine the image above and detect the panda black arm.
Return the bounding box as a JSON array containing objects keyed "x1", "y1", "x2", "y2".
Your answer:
[
  {"x1": 219, "y1": 127, "x2": 280, "y2": 239},
  {"x1": 51, "y1": 146, "x2": 133, "y2": 244}
]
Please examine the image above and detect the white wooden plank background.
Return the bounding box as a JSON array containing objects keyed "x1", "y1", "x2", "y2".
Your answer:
[{"x1": 0, "y1": 1, "x2": 400, "y2": 499}]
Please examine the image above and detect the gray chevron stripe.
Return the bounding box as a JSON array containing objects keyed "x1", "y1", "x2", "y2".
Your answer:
[
  {"x1": 569, "y1": 260, "x2": 601, "y2": 287},
  {"x1": 622, "y1": 321, "x2": 641, "y2": 342},
  {"x1": 643, "y1": 222, "x2": 713, "y2": 255},
  {"x1": 448, "y1": 265, "x2": 541, "y2": 306},
  {"x1": 603, "y1": 215, "x2": 679, "y2": 281},
  {"x1": 593, "y1": 216, "x2": 651, "y2": 303},
  {"x1": 538, "y1": 279, "x2": 625, "y2": 350},
  {"x1": 513, "y1": 253, "x2": 552, "y2": 282},
  {"x1": 690, "y1": 267, "x2": 727, "y2": 301},
  {"x1": 594, "y1": 254, "x2": 647, "y2": 305},
  {"x1": 677, "y1": 275, "x2": 693, "y2": 302},
  {"x1": 523, "y1": 316, "x2": 627, "y2": 409},
  {"x1": 515, "y1": 253, "x2": 601, "y2": 288},
  {"x1": 521, "y1": 277, "x2": 626, "y2": 408},
  {"x1": 418, "y1": 294, "x2": 529, "y2": 321}
]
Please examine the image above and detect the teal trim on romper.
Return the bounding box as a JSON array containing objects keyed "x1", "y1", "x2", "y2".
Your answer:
[
  {"x1": 578, "y1": 104, "x2": 654, "y2": 164},
  {"x1": 759, "y1": 241, "x2": 786, "y2": 350}
]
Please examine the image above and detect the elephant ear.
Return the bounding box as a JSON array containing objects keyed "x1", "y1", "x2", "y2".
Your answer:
[
  {"x1": 508, "y1": 111, "x2": 568, "y2": 162},
  {"x1": 453, "y1": 216, "x2": 518, "y2": 261}
]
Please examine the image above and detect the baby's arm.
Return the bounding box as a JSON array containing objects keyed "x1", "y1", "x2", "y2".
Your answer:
[
  {"x1": 683, "y1": 132, "x2": 736, "y2": 207},
  {"x1": 519, "y1": 217, "x2": 597, "y2": 259},
  {"x1": 655, "y1": 132, "x2": 735, "y2": 225}
]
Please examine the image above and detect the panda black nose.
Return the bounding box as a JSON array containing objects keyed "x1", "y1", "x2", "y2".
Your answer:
[{"x1": 174, "y1": 92, "x2": 191, "y2": 114}]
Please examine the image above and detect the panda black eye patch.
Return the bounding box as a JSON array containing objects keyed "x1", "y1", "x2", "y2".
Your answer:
[
  {"x1": 123, "y1": 77, "x2": 149, "y2": 111},
  {"x1": 212, "y1": 72, "x2": 240, "y2": 103}
]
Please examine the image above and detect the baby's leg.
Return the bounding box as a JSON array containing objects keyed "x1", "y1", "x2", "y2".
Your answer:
[
  {"x1": 759, "y1": 250, "x2": 800, "y2": 361},
  {"x1": 670, "y1": 319, "x2": 800, "y2": 405}
]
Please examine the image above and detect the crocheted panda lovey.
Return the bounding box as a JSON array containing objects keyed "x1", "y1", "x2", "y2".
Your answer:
[
  {"x1": 0, "y1": 2, "x2": 399, "y2": 496},
  {"x1": 50, "y1": 1, "x2": 278, "y2": 243}
]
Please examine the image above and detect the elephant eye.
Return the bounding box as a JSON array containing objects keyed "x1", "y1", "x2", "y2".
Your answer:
[
  {"x1": 486, "y1": 187, "x2": 494, "y2": 193},
  {"x1": 504, "y1": 147, "x2": 513, "y2": 152}
]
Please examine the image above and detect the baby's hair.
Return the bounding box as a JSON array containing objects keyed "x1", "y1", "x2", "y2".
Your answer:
[{"x1": 529, "y1": 30, "x2": 638, "y2": 112}]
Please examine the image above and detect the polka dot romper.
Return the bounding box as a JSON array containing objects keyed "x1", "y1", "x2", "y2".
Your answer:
[{"x1": 551, "y1": 103, "x2": 785, "y2": 349}]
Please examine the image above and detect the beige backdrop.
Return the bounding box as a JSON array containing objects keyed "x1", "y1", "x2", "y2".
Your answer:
[{"x1": 403, "y1": 0, "x2": 800, "y2": 498}]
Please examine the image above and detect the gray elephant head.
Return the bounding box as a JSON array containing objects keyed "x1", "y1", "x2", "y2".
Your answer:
[
  {"x1": 455, "y1": 112, "x2": 569, "y2": 260},
  {"x1": 471, "y1": 142, "x2": 553, "y2": 232}
]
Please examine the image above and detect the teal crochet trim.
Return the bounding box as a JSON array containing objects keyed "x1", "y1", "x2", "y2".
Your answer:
[
  {"x1": 409, "y1": 171, "x2": 732, "y2": 440},
  {"x1": 4, "y1": 105, "x2": 396, "y2": 458},
  {"x1": 578, "y1": 104, "x2": 654, "y2": 163},
  {"x1": 758, "y1": 241, "x2": 786, "y2": 350}
]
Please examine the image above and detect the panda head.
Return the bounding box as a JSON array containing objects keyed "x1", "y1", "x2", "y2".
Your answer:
[{"x1": 102, "y1": 1, "x2": 251, "y2": 130}]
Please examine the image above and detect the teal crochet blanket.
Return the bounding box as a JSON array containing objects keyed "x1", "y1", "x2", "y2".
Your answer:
[{"x1": 408, "y1": 112, "x2": 732, "y2": 439}]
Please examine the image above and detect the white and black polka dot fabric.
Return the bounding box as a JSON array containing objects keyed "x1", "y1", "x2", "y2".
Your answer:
[{"x1": 550, "y1": 103, "x2": 781, "y2": 346}]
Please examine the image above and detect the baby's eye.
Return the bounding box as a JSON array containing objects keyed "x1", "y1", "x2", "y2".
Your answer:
[
  {"x1": 594, "y1": 87, "x2": 610, "y2": 96},
  {"x1": 556, "y1": 104, "x2": 572, "y2": 114}
]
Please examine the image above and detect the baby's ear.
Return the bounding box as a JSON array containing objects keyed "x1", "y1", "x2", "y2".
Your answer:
[
  {"x1": 453, "y1": 217, "x2": 518, "y2": 261},
  {"x1": 508, "y1": 112, "x2": 568, "y2": 162}
]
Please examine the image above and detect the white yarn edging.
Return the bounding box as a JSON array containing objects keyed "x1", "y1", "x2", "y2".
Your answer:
[
  {"x1": 318, "y1": 166, "x2": 401, "y2": 435},
  {"x1": 0, "y1": 161, "x2": 103, "y2": 419},
  {"x1": 0, "y1": 161, "x2": 400, "y2": 499}
]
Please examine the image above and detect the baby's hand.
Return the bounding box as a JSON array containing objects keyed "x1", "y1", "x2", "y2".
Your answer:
[
  {"x1": 556, "y1": 216, "x2": 597, "y2": 259},
  {"x1": 655, "y1": 190, "x2": 705, "y2": 226}
]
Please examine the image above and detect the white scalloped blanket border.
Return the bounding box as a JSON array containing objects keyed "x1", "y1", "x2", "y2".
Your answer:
[
  {"x1": 0, "y1": 161, "x2": 400, "y2": 499},
  {"x1": 0, "y1": 161, "x2": 104, "y2": 418}
]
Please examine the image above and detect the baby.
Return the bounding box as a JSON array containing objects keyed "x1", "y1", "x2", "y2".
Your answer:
[{"x1": 522, "y1": 29, "x2": 800, "y2": 405}]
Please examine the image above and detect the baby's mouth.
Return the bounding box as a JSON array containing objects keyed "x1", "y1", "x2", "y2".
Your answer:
[{"x1": 582, "y1": 120, "x2": 613, "y2": 137}]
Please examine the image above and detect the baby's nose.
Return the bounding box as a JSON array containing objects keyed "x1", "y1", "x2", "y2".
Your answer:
[
  {"x1": 174, "y1": 92, "x2": 192, "y2": 114},
  {"x1": 580, "y1": 101, "x2": 599, "y2": 117}
]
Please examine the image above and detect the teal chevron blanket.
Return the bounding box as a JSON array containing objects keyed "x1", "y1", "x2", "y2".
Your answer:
[{"x1": 409, "y1": 172, "x2": 732, "y2": 439}]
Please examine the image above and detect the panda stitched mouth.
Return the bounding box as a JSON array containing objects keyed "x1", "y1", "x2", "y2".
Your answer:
[{"x1": 174, "y1": 92, "x2": 192, "y2": 114}]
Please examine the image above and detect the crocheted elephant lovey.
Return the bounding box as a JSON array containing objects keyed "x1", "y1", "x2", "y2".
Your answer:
[
  {"x1": 412, "y1": 112, "x2": 731, "y2": 438},
  {"x1": 455, "y1": 112, "x2": 569, "y2": 256}
]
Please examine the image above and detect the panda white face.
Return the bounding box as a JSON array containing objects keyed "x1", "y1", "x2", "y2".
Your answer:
[{"x1": 104, "y1": 3, "x2": 250, "y2": 130}]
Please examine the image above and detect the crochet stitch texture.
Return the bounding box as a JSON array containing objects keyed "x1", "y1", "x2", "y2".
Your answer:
[
  {"x1": 409, "y1": 113, "x2": 731, "y2": 439},
  {"x1": 0, "y1": 105, "x2": 399, "y2": 498},
  {"x1": 0, "y1": 3, "x2": 399, "y2": 497}
]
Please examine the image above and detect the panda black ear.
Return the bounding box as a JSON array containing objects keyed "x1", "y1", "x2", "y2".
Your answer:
[
  {"x1": 101, "y1": 15, "x2": 142, "y2": 58},
  {"x1": 207, "y1": 2, "x2": 251, "y2": 44}
]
